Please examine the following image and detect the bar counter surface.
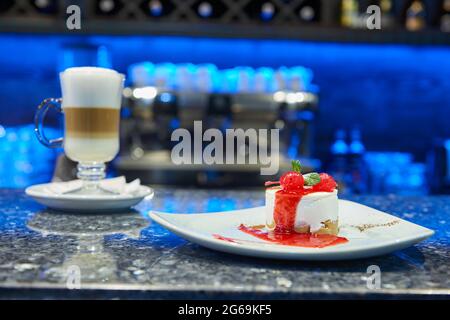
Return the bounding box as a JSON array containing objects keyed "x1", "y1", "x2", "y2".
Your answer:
[{"x1": 0, "y1": 188, "x2": 449, "y2": 299}]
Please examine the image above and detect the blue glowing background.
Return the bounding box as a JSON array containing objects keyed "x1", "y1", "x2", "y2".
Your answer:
[{"x1": 0, "y1": 33, "x2": 449, "y2": 188}]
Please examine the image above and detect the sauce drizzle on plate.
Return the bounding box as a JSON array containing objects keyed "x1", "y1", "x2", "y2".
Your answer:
[{"x1": 238, "y1": 224, "x2": 348, "y2": 248}]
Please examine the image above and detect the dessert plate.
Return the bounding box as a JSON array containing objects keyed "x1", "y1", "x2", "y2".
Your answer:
[
  {"x1": 149, "y1": 200, "x2": 434, "y2": 261},
  {"x1": 26, "y1": 183, "x2": 153, "y2": 212}
]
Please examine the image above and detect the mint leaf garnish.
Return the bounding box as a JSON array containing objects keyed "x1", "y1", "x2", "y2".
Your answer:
[
  {"x1": 304, "y1": 172, "x2": 321, "y2": 186},
  {"x1": 291, "y1": 160, "x2": 302, "y2": 173}
]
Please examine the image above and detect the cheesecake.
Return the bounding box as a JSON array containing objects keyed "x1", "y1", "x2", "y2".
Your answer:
[
  {"x1": 264, "y1": 160, "x2": 339, "y2": 235},
  {"x1": 265, "y1": 187, "x2": 339, "y2": 235}
]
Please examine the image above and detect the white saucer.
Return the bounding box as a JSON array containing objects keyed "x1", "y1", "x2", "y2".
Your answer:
[
  {"x1": 26, "y1": 183, "x2": 153, "y2": 212},
  {"x1": 149, "y1": 200, "x2": 434, "y2": 261}
]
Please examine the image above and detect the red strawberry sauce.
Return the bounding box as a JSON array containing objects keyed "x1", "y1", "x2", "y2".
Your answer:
[
  {"x1": 273, "y1": 188, "x2": 307, "y2": 233},
  {"x1": 238, "y1": 224, "x2": 348, "y2": 248}
]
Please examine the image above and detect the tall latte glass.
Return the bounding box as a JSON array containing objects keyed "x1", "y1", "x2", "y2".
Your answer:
[{"x1": 35, "y1": 67, "x2": 124, "y2": 192}]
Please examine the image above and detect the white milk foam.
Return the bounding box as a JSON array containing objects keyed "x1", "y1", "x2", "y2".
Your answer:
[
  {"x1": 64, "y1": 137, "x2": 119, "y2": 162},
  {"x1": 60, "y1": 67, "x2": 124, "y2": 109}
]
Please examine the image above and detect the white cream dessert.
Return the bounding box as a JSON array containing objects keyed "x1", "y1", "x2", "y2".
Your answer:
[
  {"x1": 264, "y1": 160, "x2": 339, "y2": 235},
  {"x1": 265, "y1": 187, "x2": 339, "y2": 235}
]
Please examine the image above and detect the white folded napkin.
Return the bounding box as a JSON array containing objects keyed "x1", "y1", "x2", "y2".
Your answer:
[
  {"x1": 47, "y1": 176, "x2": 141, "y2": 195},
  {"x1": 48, "y1": 180, "x2": 83, "y2": 195},
  {"x1": 99, "y1": 176, "x2": 141, "y2": 194}
]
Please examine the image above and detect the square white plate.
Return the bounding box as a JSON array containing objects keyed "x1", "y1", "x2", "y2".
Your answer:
[{"x1": 149, "y1": 200, "x2": 434, "y2": 260}]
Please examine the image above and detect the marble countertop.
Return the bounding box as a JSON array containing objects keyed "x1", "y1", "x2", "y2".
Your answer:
[{"x1": 0, "y1": 188, "x2": 449, "y2": 299}]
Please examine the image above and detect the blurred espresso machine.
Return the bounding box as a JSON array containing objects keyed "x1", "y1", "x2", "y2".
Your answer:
[{"x1": 116, "y1": 62, "x2": 320, "y2": 187}]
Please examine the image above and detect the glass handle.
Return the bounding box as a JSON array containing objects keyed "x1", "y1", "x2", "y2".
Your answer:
[{"x1": 34, "y1": 98, "x2": 63, "y2": 148}]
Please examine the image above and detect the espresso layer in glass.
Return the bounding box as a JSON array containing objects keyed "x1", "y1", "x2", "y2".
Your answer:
[{"x1": 64, "y1": 107, "x2": 120, "y2": 139}]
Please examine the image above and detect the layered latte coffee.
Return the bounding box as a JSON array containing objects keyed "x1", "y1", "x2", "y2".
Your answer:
[
  {"x1": 64, "y1": 107, "x2": 120, "y2": 162},
  {"x1": 60, "y1": 67, "x2": 124, "y2": 163}
]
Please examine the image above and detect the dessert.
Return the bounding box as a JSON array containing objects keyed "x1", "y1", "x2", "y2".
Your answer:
[
  {"x1": 214, "y1": 160, "x2": 347, "y2": 248},
  {"x1": 265, "y1": 160, "x2": 339, "y2": 235}
]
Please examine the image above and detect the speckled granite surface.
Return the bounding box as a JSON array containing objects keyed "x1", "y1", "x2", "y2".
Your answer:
[{"x1": 0, "y1": 188, "x2": 449, "y2": 299}]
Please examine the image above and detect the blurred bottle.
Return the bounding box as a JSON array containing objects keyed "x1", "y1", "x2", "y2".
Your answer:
[
  {"x1": 96, "y1": 0, "x2": 122, "y2": 15},
  {"x1": 341, "y1": 0, "x2": 359, "y2": 28},
  {"x1": 32, "y1": 0, "x2": 58, "y2": 14},
  {"x1": 405, "y1": 0, "x2": 426, "y2": 31},
  {"x1": 441, "y1": 0, "x2": 450, "y2": 32},
  {"x1": 380, "y1": 0, "x2": 395, "y2": 29},
  {"x1": 197, "y1": 1, "x2": 213, "y2": 18},
  {"x1": 443, "y1": 0, "x2": 450, "y2": 11},
  {"x1": 328, "y1": 129, "x2": 349, "y2": 193},
  {"x1": 298, "y1": 0, "x2": 319, "y2": 22},
  {"x1": 260, "y1": 2, "x2": 276, "y2": 21},
  {"x1": 347, "y1": 128, "x2": 368, "y2": 194},
  {"x1": 148, "y1": 0, "x2": 163, "y2": 16}
]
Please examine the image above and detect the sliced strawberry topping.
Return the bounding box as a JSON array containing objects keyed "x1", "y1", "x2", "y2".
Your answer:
[
  {"x1": 312, "y1": 173, "x2": 337, "y2": 192},
  {"x1": 280, "y1": 171, "x2": 304, "y2": 192}
]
